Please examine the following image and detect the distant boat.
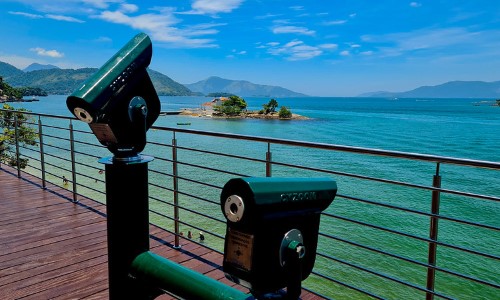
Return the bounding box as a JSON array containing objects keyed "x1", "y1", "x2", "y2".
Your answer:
[{"x1": 25, "y1": 96, "x2": 39, "y2": 102}]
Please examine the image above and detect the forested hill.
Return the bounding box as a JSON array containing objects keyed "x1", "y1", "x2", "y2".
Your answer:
[{"x1": 0, "y1": 61, "x2": 193, "y2": 96}]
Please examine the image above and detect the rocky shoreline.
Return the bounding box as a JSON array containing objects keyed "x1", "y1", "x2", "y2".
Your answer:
[{"x1": 179, "y1": 108, "x2": 309, "y2": 120}]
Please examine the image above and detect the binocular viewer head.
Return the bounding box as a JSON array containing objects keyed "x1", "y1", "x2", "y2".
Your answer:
[
  {"x1": 67, "y1": 33, "x2": 160, "y2": 158},
  {"x1": 220, "y1": 177, "x2": 337, "y2": 296}
]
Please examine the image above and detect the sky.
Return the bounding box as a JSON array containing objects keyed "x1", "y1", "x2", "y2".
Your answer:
[{"x1": 0, "y1": 0, "x2": 499, "y2": 96}]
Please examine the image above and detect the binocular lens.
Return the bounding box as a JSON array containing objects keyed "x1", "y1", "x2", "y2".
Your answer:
[
  {"x1": 224, "y1": 195, "x2": 245, "y2": 222},
  {"x1": 73, "y1": 107, "x2": 93, "y2": 123}
]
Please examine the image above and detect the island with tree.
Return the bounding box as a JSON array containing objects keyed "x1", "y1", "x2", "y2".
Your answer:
[{"x1": 180, "y1": 95, "x2": 309, "y2": 120}]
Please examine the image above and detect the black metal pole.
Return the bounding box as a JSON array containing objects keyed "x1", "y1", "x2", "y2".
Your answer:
[{"x1": 100, "y1": 155, "x2": 154, "y2": 299}]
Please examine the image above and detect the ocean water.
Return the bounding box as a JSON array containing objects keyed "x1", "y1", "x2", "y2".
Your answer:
[
  {"x1": 9, "y1": 95, "x2": 500, "y2": 299},
  {"x1": 14, "y1": 95, "x2": 500, "y2": 161}
]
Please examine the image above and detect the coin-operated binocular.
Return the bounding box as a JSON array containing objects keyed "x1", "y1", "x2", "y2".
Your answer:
[
  {"x1": 220, "y1": 177, "x2": 337, "y2": 299},
  {"x1": 66, "y1": 32, "x2": 160, "y2": 159}
]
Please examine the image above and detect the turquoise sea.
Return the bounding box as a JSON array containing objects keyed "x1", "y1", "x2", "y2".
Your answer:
[
  {"x1": 9, "y1": 95, "x2": 500, "y2": 299},
  {"x1": 15, "y1": 95, "x2": 500, "y2": 160}
]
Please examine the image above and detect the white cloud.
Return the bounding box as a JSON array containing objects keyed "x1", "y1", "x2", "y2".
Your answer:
[
  {"x1": 319, "y1": 43, "x2": 338, "y2": 50},
  {"x1": 95, "y1": 7, "x2": 221, "y2": 48},
  {"x1": 10, "y1": 10, "x2": 84, "y2": 23},
  {"x1": 82, "y1": 0, "x2": 121, "y2": 9},
  {"x1": 340, "y1": 50, "x2": 350, "y2": 56},
  {"x1": 323, "y1": 20, "x2": 347, "y2": 25},
  {"x1": 272, "y1": 25, "x2": 315, "y2": 36},
  {"x1": 289, "y1": 6, "x2": 304, "y2": 11},
  {"x1": 120, "y1": 3, "x2": 139, "y2": 13},
  {"x1": 285, "y1": 40, "x2": 303, "y2": 47},
  {"x1": 410, "y1": 2, "x2": 422, "y2": 8},
  {"x1": 189, "y1": 0, "x2": 243, "y2": 15},
  {"x1": 9, "y1": 11, "x2": 43, "y2": 19},
  {"x1": 267, "y1": 39, "x2": 322, "y2": 61},
  {"x1": 46, "y1": 14, "x2": 85, "y2": 23},
  {"x1": 30, "y1": 47, "x2": 64, "y2": 58}
]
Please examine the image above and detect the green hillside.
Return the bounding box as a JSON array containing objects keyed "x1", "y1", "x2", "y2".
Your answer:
[
  {"x1": 0, "y1": 61, "x2": 24, "y2": 78},
  {"x1": 0, "y1": 61, "x2": 193, "y2": 96}
]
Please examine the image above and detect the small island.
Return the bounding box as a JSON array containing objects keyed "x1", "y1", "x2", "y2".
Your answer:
[{"x1": 180, "y1": 95, "x2": 309, "y2": 120}]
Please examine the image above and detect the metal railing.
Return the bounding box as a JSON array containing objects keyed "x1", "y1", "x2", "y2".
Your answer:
[{"x1": 1, "y1": 108, "x2": 499, "y2": 300}]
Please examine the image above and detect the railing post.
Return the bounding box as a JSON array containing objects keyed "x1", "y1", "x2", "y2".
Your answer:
[
  {"x1": 69, "y1": 120, "x2": 78, "y2": 203},
  {"x1": 266, "y1": 142, "x2": 272, "y2": 177},
  {"x1": 38, "y1": 116, "x2": 46, "y2": 189},
  {"x1": 14, "y1": 115, "x2": 21, "y2": 178},
  {"x1": 172, "y1": 132, "x2": 181, "y2": 249},
  {"x1": 426, "y1": 162, "x2": 441, "y2": 300}
]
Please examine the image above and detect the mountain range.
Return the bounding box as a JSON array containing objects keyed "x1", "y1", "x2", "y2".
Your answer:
[
  {"x1": 359, "y1": 81, "x2": 500, "y2": 98},
  {"x1": 0, "y1": 61, "x2": 191, "y2": 96},
  {"x1": 184, "y1": 76, "x2": 307, "y2": 97},
  {"x1": 1, "y1": 61, "x2": 499, "y2": 98},
  {"x1": 0, "y1": 61, "x2": 306, "y2": 97},
  {"x1": 23, "y1": 63, "x2": 59, "y2": 72}
]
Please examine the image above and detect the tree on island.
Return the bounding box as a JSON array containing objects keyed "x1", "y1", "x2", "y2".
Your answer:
[
  {"x1": 262, "y1": 98, "x2": 278, "y2": 114},
  {"x1": 213, "y1": 95, "x2": 247, "y2": 116},
  {"x1": 278, "y1": 106, "x2": 292, "y2": 119},
  {"x1": 0, "y1": 104, "x2": 38, "y2": 169}
]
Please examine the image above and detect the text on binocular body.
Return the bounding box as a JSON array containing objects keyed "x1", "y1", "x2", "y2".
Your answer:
[{"x1": 280, "y1": 191, "x2": 317, "y2": 202}]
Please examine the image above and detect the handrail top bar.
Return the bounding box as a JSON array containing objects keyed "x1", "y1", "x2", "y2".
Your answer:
[
  {"x1": 155, "y1": 126, "x2": 500, "y2": 170},
  {"x1": 1, "y1": 108, "x2": 499, "y2": 170}
]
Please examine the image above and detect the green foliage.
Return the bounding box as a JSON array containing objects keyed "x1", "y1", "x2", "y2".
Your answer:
[
  {"x1": 18, "y1": 87, "x2": 48, "y2": 96},
  {"x1": 214, "y1": 95, "x2": 247, "y2": 116},
  {"x1": 496, "y1": 99, "x2": 500, "y2": 106},
  {"x1": 262, "y1": 98, "x2": 279, "y2": 114},
  {"x1": 207, "y1": 92, "x2": 236, "y2": 97},
  {"x1": 278, "y1": 106, "x2": 292, "y2": 119},
  {"x1": 0, "y1": 104, "x2": 38, "y2": 168},
  {"x1": 0, "y1": 77, "x2": 22, "y2": 99}
]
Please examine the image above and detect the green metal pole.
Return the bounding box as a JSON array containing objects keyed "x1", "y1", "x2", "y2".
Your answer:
[
  {"x1": 131, "y1": 251, "x2": 252, "y2": 300},
  {"x1": 100, "y1": 155, "x2": 156, "y2": 299}
]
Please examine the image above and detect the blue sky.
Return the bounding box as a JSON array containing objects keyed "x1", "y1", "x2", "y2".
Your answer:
[{"x1": 0, "y1": 0, "x2": 499, "y2": 96}]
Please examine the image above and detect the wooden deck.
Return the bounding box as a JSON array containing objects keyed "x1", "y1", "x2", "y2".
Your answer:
[{"x1": 0, "y1": 166, "x2": 324, "y2": 300}]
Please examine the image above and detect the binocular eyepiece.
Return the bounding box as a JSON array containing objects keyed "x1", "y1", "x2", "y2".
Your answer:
[{"x1": 67, "y1": 33, "x2": 160, "y2": 158}]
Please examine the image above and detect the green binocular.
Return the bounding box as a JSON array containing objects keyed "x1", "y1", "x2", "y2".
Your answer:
[{"x1": 67, "y1": 33, "x2": 160, "y2": 157}]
